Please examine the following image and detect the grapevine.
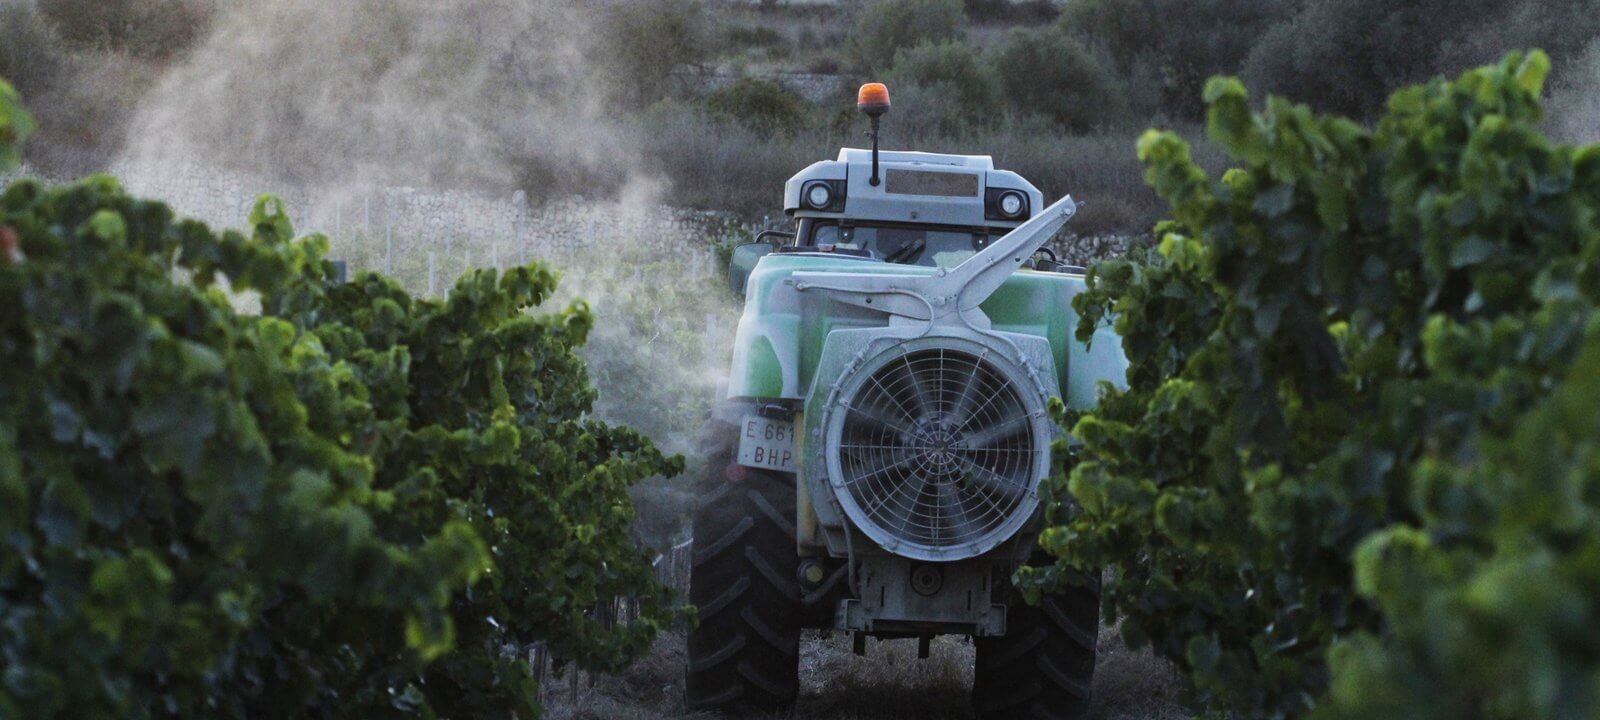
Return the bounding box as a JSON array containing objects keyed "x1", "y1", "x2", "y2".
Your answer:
[
  {"x1": 1033, "y1": 50, "x2": 1600, "y2": 718},
  {"x1": 0, "y1": 165, "x2": 683, "y2": 718}
]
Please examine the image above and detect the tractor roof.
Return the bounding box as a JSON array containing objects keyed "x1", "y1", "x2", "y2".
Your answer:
[
  {"x1": 783, "y1": 148, "x2": 1043, "y2": 229},
  {"x1": 833, "y1": 148, "x2": 994, "y2": 169}
]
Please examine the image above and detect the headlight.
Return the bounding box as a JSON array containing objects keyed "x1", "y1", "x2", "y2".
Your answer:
[
  {"x1": 804, "y1": 181, "x2": 833, "y2": 210},
  {"x1": 985, "y1": 188, "x2": 1031, "y2": 221},
  {"x1": 999, "y1": 191, "x2": 1024, "y2": 217},
  {"x1": 795, "y1": 179, "x2": 846, "y2": 213}
]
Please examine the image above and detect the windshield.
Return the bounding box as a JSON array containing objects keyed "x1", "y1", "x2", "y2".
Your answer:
[{"x1": 808, "y1": 222, "x2": 1000, "y2": 268}]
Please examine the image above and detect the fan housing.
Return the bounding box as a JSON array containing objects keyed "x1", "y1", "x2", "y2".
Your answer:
[{"x1": 822, "y1": 338, "x2": 1049, "y2": 561}]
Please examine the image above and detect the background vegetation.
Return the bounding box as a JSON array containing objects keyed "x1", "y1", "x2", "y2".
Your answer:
[{"x1": 5, "y1": 0, "x2": 1597, "y2": 237}]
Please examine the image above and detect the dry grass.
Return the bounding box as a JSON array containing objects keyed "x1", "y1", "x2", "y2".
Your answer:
[{"x1": 543, "y1": 624, "x2": 1188, "y2": 720}]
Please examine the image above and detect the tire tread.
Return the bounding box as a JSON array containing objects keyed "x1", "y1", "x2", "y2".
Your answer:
[
  {"x1": 685, "y1": 419, "x2": 803, "y2": 712},
  {"x1": 972, "y1": 572, "x2": 1100, "y2": 720}
]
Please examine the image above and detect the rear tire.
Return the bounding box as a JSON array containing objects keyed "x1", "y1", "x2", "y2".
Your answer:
[
  {"x1": 971, "y1": 571, "x2": 1100, "y2": 720},
  {"x1": 684, "y1": 419, "x2": 802, "y2": 711}
]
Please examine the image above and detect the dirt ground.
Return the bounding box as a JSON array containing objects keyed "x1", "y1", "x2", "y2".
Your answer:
[{"x1": 543, "y1": 624, "x2": 1190, "y2": 720}]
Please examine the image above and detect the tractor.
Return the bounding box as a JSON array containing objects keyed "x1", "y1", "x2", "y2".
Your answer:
[{"x1": 686, "y1": 82, "x2": 1128, "y2": 719}]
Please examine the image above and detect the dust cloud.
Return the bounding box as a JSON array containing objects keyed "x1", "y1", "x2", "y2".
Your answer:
[
  {"x1": 117, "y1": 0, "x2": 633, "y2": 196},
  {"x1": 1549, "y1": 39, "x2": 1600, "y2": 146},
  {"x1": 108, "y1": 0, "x2": 743, "y2": 547}
]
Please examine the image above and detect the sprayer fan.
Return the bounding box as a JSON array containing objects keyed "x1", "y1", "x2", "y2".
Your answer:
[{"x1": 828, "y1": 344, "x2": 1042, "y2": 561}]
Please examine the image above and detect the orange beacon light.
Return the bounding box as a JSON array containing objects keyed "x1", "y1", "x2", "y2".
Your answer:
[{"x1": 857, "y1": 82, "x2": 891, "y2": 117}]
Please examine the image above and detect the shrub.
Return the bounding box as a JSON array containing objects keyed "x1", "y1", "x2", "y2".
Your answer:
[
  {"x1": 884, "y1": 41, "x2": 1000, "y2": 135},
  {"x1": 597, "y1": 0, "x2": 708, "y2": 109},
  {"x1": 963, "y1": 0, "x2": 1058, "y2": 24},
  {"x1": 637, "y1": 100, "x2": 843, "y2": 217},
  {"x1": 722, "y1": 22, "x2": 787, "y2": 51},
  {"x1": 1030, "y1": 50, "x2": 1600, "y2": 718},
  {"x1": 806, "y1": 54, "x2": 843, "y2": 75},
  {"x1": 1061, "y1": 193, "x2": 1147, "y2": 239},
  {"x1": 847, "y1": 0, "x2": 965, "y2": 73},
  {"x1": 1239, "y1": 0, "x2": 1456, "y2": 118},
  {"x1": 36, "y1": 0, "x2": 212, "y2": 60},
  {"x1": 1058, "y1": 0, "x2": 1293, "y2": 119},
  {"x1": 0, "y1": 4, "x2": 70, "y2": 99},
  {"x1": 0, "y1": 170, "x2": 683, "y2": 717},
  {"x1": 702, "y1": 77, "x2": 809, "y2": 136},
  {"x1": 991, "y1": 27, "x2": 1125, "y2": 132},
  {"x1": 947, "y1": 122, "x2": 1223, "y2": 237},
  {"x1": 1240, "y1": 0, "x2": 1600, "y2": 119}
]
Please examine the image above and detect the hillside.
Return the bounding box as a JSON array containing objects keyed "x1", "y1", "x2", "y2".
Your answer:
[{"x1": 4, "y1": 0, "x2": 1597, "y2": 235}]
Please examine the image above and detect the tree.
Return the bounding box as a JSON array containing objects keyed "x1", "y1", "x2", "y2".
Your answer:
[
  {"x1": 885, "y1": 41, "x2": 1000, "y2": 135},
  {"x1": 990, "y1": 27, "x2": 1124, "y2": 132},
  {"x1": 848, "y1": 0, "x2": 965, "y2": 74},
  {"x1": 1240, "y1": 0, "x2": 1600, "y2": 119},
  {"x1": 1058, "y1": 0, "x2": 1293, "y2": 119},
  {"x1": 598, "y1": 0, "x2": 707, "y2": 109}
]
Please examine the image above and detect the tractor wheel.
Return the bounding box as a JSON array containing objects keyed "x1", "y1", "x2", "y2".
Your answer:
[
  {"x1": 971, "y1": 571, "x2": 1100, "y2": 720},
  {"x1": 684, "y1": 419, "x2": 802, "y2": 711}
]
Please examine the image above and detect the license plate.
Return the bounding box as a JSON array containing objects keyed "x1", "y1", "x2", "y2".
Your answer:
[{"x1": 737, "y1": 415, "x2": 797, "y2": 472}]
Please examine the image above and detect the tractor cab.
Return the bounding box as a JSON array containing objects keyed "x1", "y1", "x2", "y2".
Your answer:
[
  {"x1": 728, "y1": 84, "x2": 1076, "y2": 294},
  {"x1": 784, "y1": 148, "x2": 1039, "y2": 269}
]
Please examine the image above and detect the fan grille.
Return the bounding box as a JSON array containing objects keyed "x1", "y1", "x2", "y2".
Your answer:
[{"x1": 834, "y1": 347, "x2": 1037, "y2": 556}]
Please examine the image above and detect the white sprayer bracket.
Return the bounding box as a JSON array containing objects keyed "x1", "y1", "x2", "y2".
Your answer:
[{"x1": 788, "y1": 195, "x2": 1078, "y2": 329}]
